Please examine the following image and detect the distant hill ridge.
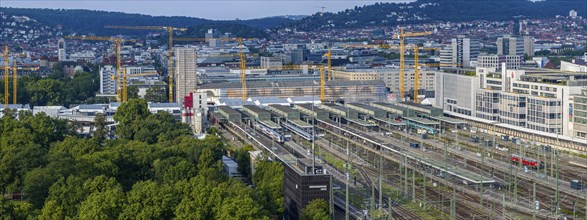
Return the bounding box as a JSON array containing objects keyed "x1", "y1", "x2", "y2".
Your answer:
[
  {"x1": 0, "y1": 7, "x2": 293, "y2": 37},
  {"x1": 284, "y1": 0, "x2": 587, "y2": 31}
]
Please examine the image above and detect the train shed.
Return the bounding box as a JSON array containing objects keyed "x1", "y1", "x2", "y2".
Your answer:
[
  {"x1": 320, "y1": 103, "x2": 359, "y2": 120},
  {"x1": 345, "y1": 103, "x2": 387, "y2": 118},
  {"x1": 370, "y1": 102, "x2": 415, "y2": 117},
  {"x1": 396, "y1": 102, "x2": 443, "y2": 117},
  {"x1": 217, "y1": 106, "x2": 242, "y2": 123},
  {"x1": 267, "y1": 104, "x2": 300, "y2": 120},
  {"x1": 294, "y1": 103, "x2": 329, "y2": 120}
]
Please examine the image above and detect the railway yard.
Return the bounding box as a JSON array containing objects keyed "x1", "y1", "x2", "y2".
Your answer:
[{"x1": 210, "y1": 102, "x2": 587, "y2": 220}]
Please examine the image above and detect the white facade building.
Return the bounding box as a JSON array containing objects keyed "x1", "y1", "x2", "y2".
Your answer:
[
  {"x1": 99, "y1": 65, "x2": 116, "y2": 95},
  {"x1": 58, "y1": 38, "x2": 66, "y2": 61},
  {"x1": 435, "y1": 66, "x2": 587, "y2": 136}
]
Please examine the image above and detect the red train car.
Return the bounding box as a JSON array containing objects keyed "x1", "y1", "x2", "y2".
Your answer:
[{"x1": 511, "y1": 154, "x2": 544, "y2": 169}]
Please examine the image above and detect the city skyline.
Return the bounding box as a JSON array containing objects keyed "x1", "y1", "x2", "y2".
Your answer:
[{"x1": 1, "y1": 0, "x2": 414, "y2": 20}]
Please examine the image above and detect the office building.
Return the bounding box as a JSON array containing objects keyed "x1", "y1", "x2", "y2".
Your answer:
[
  {"x1": 497, "y1": 35, "x2": 524, "y2": 56},
  {"x1": 477, "y1": 55, "x2": 522, "y2": 70},
  {"x1": 573, "y1": 88, "x2": 587, "y2": 139},
  {"x1": 99, "y1": 65, "x2": 116, "y2": 95},
  {"x1": 175, "y1": 47, "x2": 198, "y2": 103},
  {"x1": 284, "y1": 159, "x2": 330, "y2": 220},
  {"x1": 435, "y1": 66, "x2": 587, "y2": 136},
  {"x1": 523, "y1": 36, "x2": 535, "y2": 56},
  {"x1": 440, "y1": 35, "x2": 479, "y2": 68},
  {"x1": 205, "y1": 29, "x2": 220, "y2": 48},
  {"x1": 260, "y1": 56, "x2": 283, "y2": 70},
  {"x1": 58, "y1": 38, "x2": 66, "y2": 61},
  {"x1": 341, "y1": 68, "x2": 437, "y2": 99}
]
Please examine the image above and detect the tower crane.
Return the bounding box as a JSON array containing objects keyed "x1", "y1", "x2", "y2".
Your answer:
[
  {"x1": 175, "y1": 37, "x2": 255, "y2": 102},
  {"x1": 105, "y1": 25, "x2": 188, "y2": 103},
  {"x1": 66, "y1": 35, "x2": 126, "y2": 102},
  {"x1": 11, "y1": 64, "x2": 39, "y2": 104},
  {"x1": 324, "y1": 48, "x2": 332, "y2": 81},
  {"x1": 395, "y1": 28, "x2": 431, "y2": 100},
  {"x1": 110, "y1": 70, "x2": 159, "y2": 103},
  {"x1": 3, "y1": 46, "x2": 8, "y2": 110}
]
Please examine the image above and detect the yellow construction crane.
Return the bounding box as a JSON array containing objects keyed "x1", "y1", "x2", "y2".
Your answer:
[
  {"x1": 395, "y1": 28, "x2": 431, "y2": 100},
  {"x1": 324, "y1": 48, "x2": 332, "y2": 81},
  {"x1": 3, "y1": 46, "x2": 8, "y2": 110},
  {"x1": 105, "y1": 25, "x2": 187, "y2": 103},
  {"x1": 66, "y1": 35, "x2": 126, "y2": 102},
  {"x1": 238, "y1": 38, "x2": 247, "y2": 102},
  {"x1": 11, "y1": 65, "x2": 39, "y2": 104}
]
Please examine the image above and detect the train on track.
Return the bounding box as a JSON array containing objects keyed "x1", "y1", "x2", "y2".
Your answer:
[
  {"x1": 511, "y1": 154, "x2": 544, "y2": 169},
  {"x1": 255, "y1": 122, "x2": 285, "y2": 143}
]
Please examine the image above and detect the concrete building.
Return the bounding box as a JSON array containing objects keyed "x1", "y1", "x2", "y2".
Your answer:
[
  {"x1": 339, "y1": 68, "x2": 437, "y2": 99},
  {"x1": 99, "y1": 65, "x2": 116, "y2": 95},
  {"x1": 435, "y1": 66, "x2": 587, "y2": 136},
  {"x1": 260, "y1": 56, "x2": 283, "y2": 70},
  {"x1": 523, "y1": 36, "x2": 535, "y2": 56},
  {"x1": 58, "y1": 38, "x2": 66, "y2": 61},
  {"x1": 284, "y1": 159, "x2": 330, "y2": 220},
  {"x1": 222, "y1": 156, "x2": 241, "y2": 178},
  {"x1": 175, "y1": 47, "x2": 198, "y2": 104},
  {"x1": 560, "y1": 60, "x2": 587, "y2": 73},
  {"x1": 440, "y1": 35, "x2": 479, "y2": 68},
  {"x1": 497, "y1": 35, "x2": 524, "y2": 56},
  {"x1": 573, "y1": 88, "x2": 587, "y2": 139},
  {"x1": 477, "y1": 55, "x2": 522, "y2": 70},
  {"x1": 197, "y1": 79, "x2": 386, "y2": 103}
]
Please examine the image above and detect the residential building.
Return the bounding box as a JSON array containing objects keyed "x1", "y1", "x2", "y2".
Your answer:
[
  {"x1": 497, "y1": 35, "x2": 524, "y2": 56},
  {"x1": 99, "y1": 65, "x2": 116, "y2": 95},
  {"x1": 260, "y1": 56, "x2": 283, "y2": 70},
  {"x1": 477, "y1": 55, "x2": 522, "y2": 70},
  {"x1": 175, "y1": 47, "x2": 198, "y2": 104},
  {"x1": 440, "y1": 35, "x2": 479, "y2": 68},
  {"x1": 573, "y1": 88, "x2": 587, "y2": 139}
]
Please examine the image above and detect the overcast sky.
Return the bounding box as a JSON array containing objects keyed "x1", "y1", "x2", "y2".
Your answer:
[{"x1": 1, "y1": 0, "x2": 414, "y2": 20}]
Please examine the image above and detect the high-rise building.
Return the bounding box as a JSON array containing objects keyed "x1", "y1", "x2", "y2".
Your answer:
[
  {"x1": 440, "y1": 35, "x2": 479, "y2": 68},
  {"x1": 58, "y1": 38, "x2": 66, "y2": 61},
  {"x1": 523, "y1": 36, "x2": 535, "y2": 56},
  {"x1": 175, "y1": 47, "x2": 198, "y2": 104},
  {"x1": 99, "y1": 65, "x2": 116, "y2": 95},
  {"x1": 497, "y1": 35, "x2": 524, "y2": 56},
  {"x1": 205, "y1": 29, "x2": 220, "y2": 48}
]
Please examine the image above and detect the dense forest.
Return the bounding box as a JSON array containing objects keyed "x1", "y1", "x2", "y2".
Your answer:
[
  {"x1": 287, "y1": 0, "x2": 587, "y2": 31},
  {"x1": 0, "y1": 8, "x2": 291, "y2": 37},
  {"x1": 0, "y1": 98, "x2": 287, "y2": 219}
]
